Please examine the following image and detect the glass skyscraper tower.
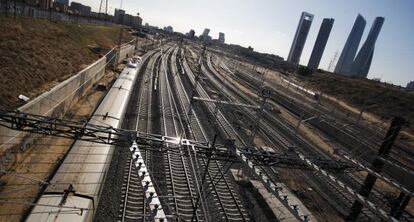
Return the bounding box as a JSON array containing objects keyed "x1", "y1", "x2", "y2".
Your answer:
[
  {"x1": 287, "y1": 12, "x2": 314, "y2": 65},
  {"x1": 307, "y1": 18, "x2": 334, "y2": 70},
  {"x1": 334, "y1": 14, "x2": 366, "y2": 75},
  {"x1": 351, "y1": 17, "x2": 385, "y2": 77}
]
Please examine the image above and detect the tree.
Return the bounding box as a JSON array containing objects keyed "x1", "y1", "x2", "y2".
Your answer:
[{"x1": 297, "y1": 66, "x2": 313, "y2": 76}]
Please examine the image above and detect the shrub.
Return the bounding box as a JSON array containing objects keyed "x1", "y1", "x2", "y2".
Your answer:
[{"x1": 297, "y1": 66, "x2": 313, "y2": 76}]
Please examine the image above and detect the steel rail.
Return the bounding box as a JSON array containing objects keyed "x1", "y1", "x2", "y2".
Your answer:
[
  {"x1": 172, "y1": 47, "x2": 247, "y2": 221},
  {"x1": 208, "y1": 52, "x2": 404, "y2": 221},
  {"x1": 119, "y1": 50, "x2": 166, "y2": 222},
  {"x1": 160, "y1": 46, "x2": 205, "y2": 221}
]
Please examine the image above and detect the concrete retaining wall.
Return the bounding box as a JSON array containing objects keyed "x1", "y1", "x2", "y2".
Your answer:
[
  {"x1": 0, "y1": 56, "x2": 107, "y2": 174},
  {"x1": 118, "y1": 44, "x2": 135, "y2": 64}
]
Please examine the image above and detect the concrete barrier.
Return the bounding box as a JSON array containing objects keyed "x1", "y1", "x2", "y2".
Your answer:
[
  {"x1": 118, "y1": 44, "x2": 135, "y2": 64},
  {"x1": 0, "y1": 56, "x2": 107, "y2": 174}
]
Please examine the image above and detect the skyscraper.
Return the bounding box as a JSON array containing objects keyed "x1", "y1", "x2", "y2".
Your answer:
[
  {"x1": 200, "y1": 28, "x2": 211, "y2": 41},
  {"x1": 187, "y1": 29, "x2": 195, "y2": 38},
  {"x1": 307, "y1": 18, "x2": 334, "y2": 70},
  {"x1": 334, "y1": 14, "x2": 366, "y2": 75},
  {"x1": 287, "y1": 12, "x2": 314, "y2": 65},
  {"x1": 56, "y1": 0, "x2": 69, "y2": 5},
  {"x1": 351, "y1": 17, "x2": 385, "y2": 78},
  {"x1": 114, "y1": 8, "x2": 126, "y2": 24},
  {"x1": 218, "y1": 32, "x2": 225, "y2": 43}
]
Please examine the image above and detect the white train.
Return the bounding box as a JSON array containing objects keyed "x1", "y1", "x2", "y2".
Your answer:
[{"x1": 26, "y1": 53, "x2": 148, "y2": 222}]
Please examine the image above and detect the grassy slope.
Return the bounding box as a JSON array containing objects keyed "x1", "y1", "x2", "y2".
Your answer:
[
  {"x1": 299, "y1": 72, "x2": 414, "y2": 134},
  {"x1": 0, "y1": 16, "x2": 133, "y2": 108}
]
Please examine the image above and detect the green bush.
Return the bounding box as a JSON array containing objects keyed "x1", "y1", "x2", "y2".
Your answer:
[{"x1": 297, "y1": 66, "x2": 313, "y2": 76}]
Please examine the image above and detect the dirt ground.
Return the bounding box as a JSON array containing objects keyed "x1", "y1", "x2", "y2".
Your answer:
[
  {"x1": 0, "y1": 70, "x2": 116, "y2": 222},
  {"x1": 0, "y1": 16, "x2": 133, "y2": 109}
]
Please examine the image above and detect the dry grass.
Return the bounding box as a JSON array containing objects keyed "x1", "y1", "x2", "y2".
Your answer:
[
  {"x1": 298, "y1": 72, "x2": 414, "y2": 134},
  {"x1": 0, "y1": 70, "x2": 116, "y2": 221},
  {"x1": 0, "y1": 16, "x2": 132, "y2": 108}
]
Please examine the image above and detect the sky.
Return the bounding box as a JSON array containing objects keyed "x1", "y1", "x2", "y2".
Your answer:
[{"x1": 77, "y1": 0, "x2": 414, "y2": 86}]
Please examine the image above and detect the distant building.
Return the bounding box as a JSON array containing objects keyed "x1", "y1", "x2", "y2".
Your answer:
[
  {"x1": 55, "y1": 0, "x2": 69, "y2": 5},
  {"x1": 287, "y1": 12, "x2": 314, "y2": 65},
  {"x1": 164, "y1": 26, "x2": 173, "y2": 33},
  {"x1": 307, "y1": 18, "x2": 334, "y2": 70},
  {"x1": 201, "y1": 28, "x2": 210, "y2": 36},
  {"x1": 123, "y1": 14, "x2": 142, "y2": 29},
  {"x1": 70, "y1": 2, "x2": 91, "y2": 16},
  {"x1": 39, "y1": 0, "x2": 52, "y2": 10},
  {"x1": 335, "y1": 14, "x2": 366, "y2": 75},
  {"x1": 218, "y1": 32, "x2": 225, "y2": 43},
  {"x1": 351, "y1": 17, "x2": 385, "y2": 78},
  {"x1": 136, "y1": 16, "x2": 143, "y2": 28},
  {"x1": 52, "y1": 1, "x2": 68, "y2": 12},
  {"x1": 187, "y1": 29, "x2": 195, "y2": 38},
  {"x1": 23, "y1": 0, "x2": 37, "y2": 6},
  {"x1": 200, "y1": 28, "x2": 211, "y2": 41},
  {"x1": 145, "y1": 23, "x2": 159, "y2": 30},
  {"x1": 113, "y1": 9, "x2": 142, "y2": 28},
  {"x1": 114, "y1": 8, "x2": 125, "y2": 24},
  {"x1": 406, "y1": 81, "x2": 414, "y2": 90}
]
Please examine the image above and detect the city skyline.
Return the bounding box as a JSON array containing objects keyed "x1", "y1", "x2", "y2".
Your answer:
[{"x1": 74, "y1": 0, "x2": 414, "y2": 86}]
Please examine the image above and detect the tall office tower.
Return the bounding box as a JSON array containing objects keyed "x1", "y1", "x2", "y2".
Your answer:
[
  {"x1": 200, "y1": 28, "x2": 211, "y2": 41},
  {"x1": 56, "y1": 0, "x2": 69, "y2": 5},
  {"x1": 334, "y1": 14, "x2": 366, "y2": 75},
  {"x1": 188, "y1": 29, "x2": 195, "y2": 38},
  {"x1": 351, "y1": 17, "x2": 385, "y2": 78},
  {"x1": 307, "y1": 18, "x2": 334, "y2": 70},
  {"x1": 218, "y1": 32, "x2": 225, "y2": 43},
  {"x1": 287, "y1": 12, "x2": 314, "y2": 65},
  {"x1": 201, "y1": 28, "x2": 210, "y2": 37}
]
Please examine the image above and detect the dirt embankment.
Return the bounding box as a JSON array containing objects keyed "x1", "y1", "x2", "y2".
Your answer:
[
  {"x1": 0, "y1": 16, "x2": 133, "y2": 108},
  {"x1": 298, "y1": 72, "x2": 414, "y2": 134}
]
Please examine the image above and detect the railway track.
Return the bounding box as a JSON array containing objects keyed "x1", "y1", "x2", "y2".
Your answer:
[
  {"x1": 114, "y1": 42, "x2": 412, "y2": 222},
  {"x1": 119, "y1": 50, "x2": 162, "y2": 222},
  {"x1": 169, "y1": 47, "x2": 249, "y2": 221},
  {"x1": 228, "y1": 56, "x2": 413, "y2": 176},
  {"x1": 217, "y1": 54, "x2": 414, "y2": 190},
  {"x1": 205, "y1": 51, "x2": 414, "y2": 221},
  {"x1": 181, "y1": 47, "x2": 313, "y2": 220},
  {"x1": 158, "y1": 46, "x2": 207, "y2": 221},
  {"x1": 199, "y1": 51, "x2": 394, "y2": 221}
]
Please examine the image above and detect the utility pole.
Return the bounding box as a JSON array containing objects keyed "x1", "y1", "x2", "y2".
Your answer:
[
  {"x1": 390, "y1": 192, "x2": 411, "y2": 219},
  {"x1": 98, "y1": 0, "x2": 103, "y2": 17},
  {"x1": 105, "y1": 0, "x2": 108, "y2": 21},
  {"x1": 356, "y1": 99, "x2": 367, "y2": 123},
  {"x1": 48, "y1": 3, "x2": 52, "y2": 21},
  {"x1": 13, "y1": 0, "x2": 16, "y2": 18},
  {"x1": 346, "y1": 117, "x2": 406, "y2": 221},
  {"x1": 328, "y1": 50, "x2": 338, "y2": 72},
  {"x1": 248, "y1": 88, "x2": 270, "y2": 147},
  {"x1": 357, "y1": 90, "x2": 388, "y2": 123},
  {"x1": 115, "y1": 27, "x2": 123, "y2": 65},
  {"x1": 190, "y1": 135, "x2": 217, "y2": 222}
]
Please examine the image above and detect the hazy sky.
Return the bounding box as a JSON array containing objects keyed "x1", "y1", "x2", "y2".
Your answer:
[{"x1": 78, "y1": 0, "x2": 414, "y2": 86}]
